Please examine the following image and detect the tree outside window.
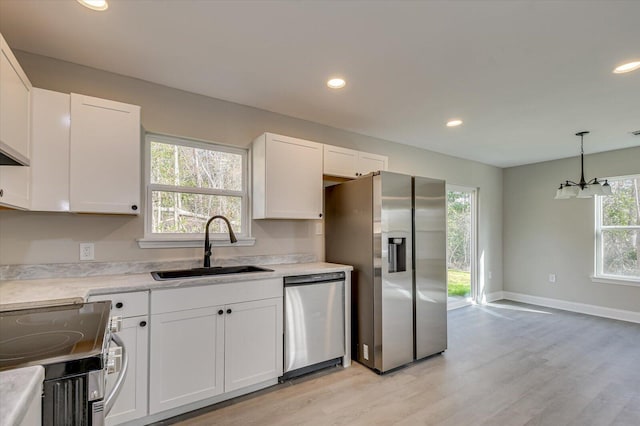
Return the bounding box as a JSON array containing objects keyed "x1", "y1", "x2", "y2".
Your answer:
[{"x1": 146, "y1": 134, "x2": 247, "y2": 238}]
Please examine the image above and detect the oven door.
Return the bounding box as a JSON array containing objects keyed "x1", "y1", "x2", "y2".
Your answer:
[{"x1": 41, "y1": 334, "x2": 127, "y2": 426}]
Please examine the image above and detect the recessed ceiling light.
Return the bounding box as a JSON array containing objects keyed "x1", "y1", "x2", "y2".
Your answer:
[
  {"x1": 77, "y1": 0, "x2": 109, "y2": 11},
  {"x1": 446, "y1": 119, "x2": 463, "y2": 127},
  {"x1": 613, "y1": 61, "x2": 640, "y2": 74},
  {"x1": 327, "y1": 78, "x2": 346, "y2": 89}
]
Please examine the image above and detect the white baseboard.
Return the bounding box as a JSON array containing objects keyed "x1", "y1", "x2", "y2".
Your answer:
[
  {"x1": 499, "y1": 291, "x2": 640, "y2": 324},
  {"x1": 484, "y1": 291, "x2": 504, "y2": 303}
]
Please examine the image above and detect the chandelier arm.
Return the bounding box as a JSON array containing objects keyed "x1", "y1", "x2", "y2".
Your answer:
[{"x1": 564, "y1": 180, "x2": 579, "y2": 186}]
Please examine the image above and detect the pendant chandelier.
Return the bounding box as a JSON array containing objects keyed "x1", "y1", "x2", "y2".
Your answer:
[{"x1": 554, "y1": 131, "x2": 612, "y2": 199}]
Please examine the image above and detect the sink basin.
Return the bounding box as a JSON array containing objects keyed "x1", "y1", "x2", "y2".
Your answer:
[{"x1": 150, "y1": 265, "x2": 274, "y2": 281}]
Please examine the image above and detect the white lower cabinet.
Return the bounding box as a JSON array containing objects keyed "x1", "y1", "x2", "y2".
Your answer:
[
  {"x1": 105, "y1": 316, "x2": 149, "y2": 425},
  {"x1": 224, "y1": 298, "x2": 283, "y2": 392},
  {"x1": 149, "y1": 306, "x2": 225, "y2": 413},
  {"x1": 149, "y1": 278, "x2": 283, "y2": 416},
  {"x1": 88, "y1": 291, "x2": 149, "y2": 426}
]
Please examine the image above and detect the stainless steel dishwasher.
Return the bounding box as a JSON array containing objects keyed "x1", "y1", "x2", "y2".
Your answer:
[{"x1": 283, "y1": 271, "x2": 345, "y2": 379}]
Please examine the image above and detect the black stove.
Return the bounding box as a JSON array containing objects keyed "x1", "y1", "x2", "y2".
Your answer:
[
  {"x1": 0, "y1": 301, "x2": 115, "y2": 425},
  {"x1": 0, "y1": 301, "x2": 111, "y2": 376}
]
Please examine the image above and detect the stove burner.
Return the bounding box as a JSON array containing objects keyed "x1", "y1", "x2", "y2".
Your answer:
[{"x1": 0, "y1": 330, "x2": 84, "y2": 361}]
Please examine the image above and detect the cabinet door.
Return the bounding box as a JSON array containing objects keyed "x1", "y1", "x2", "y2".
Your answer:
[
  {"x1": 323, "y1": 145, "x2": 358, "y2": 178},
  {"x1": 106, "y1": 316, "x2": 148, "y2": 425},
  {"x1": 69, "y1": 94, "x2": 141, "y2": 214},
  {"x1": 224, "y1": 297, "x2": 283, "y2": 392},
  {"x1": 254, "y1": 133, "x2": 323, "y2": 219},
  {"x1": 149, "y1": 306, "x2": 224, "y2": 414},
  {"x1": 30, "y1": 88, "x2": 70, "y2": 211},
  {"x1": 357, "y1": 151, "x2": 388, "y2": 175},
  {"x1": 0, "y1": 165, "x2": 29, "y2": 209},
  {"x1": 0, "y1": 33, "x2": 31, "y2": 166}
]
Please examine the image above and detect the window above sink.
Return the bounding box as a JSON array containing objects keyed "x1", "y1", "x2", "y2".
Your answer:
[{"x1": 138, "y1": 133, "x2": 254, "y2": 249}]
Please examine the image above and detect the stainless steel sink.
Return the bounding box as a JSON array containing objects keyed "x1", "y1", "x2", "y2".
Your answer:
[{"x1": 150, "y1": 265, "x2": 274, "y2": 281}]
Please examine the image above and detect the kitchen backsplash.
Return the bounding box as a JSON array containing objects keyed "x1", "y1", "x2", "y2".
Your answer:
[{"x1": 0, "y1": 253, "x2": 317, "y2": 281}]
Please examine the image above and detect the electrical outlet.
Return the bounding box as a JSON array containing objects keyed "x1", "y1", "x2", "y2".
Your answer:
[
  {"x1": 548, "y1": 273, "x2": 556, "y2": 283},
  {"x1": 80, "y1": 243, "x2": 94, "y2": 261},
  {"x1": 363, "y1": 344, "x2": 369, "y2": 360},
  {"x1": 488, "y1": 271, "x2": 493, "y2": 280}
]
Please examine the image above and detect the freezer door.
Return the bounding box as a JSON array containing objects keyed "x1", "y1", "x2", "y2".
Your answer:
[
  {"x1": 378, "y1": 172, "x2": 414, "y2": 372},
  {"x1": 413, "y1": 176, "x2": 448, "y2": 359},
  {"x1": 284, "y1": 281, "x2": 345, "y2": 373}
]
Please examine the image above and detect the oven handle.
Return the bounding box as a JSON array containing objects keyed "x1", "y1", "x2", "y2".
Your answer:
[{"x1": 105, "y1": 333, "x2": 128, "y2": 415}]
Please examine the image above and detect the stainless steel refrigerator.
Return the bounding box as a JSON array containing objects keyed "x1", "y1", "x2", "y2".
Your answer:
[{"x1": 325, "y1": 171, "x2": 447, "y2": 373}]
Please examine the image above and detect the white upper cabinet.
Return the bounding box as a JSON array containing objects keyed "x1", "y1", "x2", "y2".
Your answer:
[
  {"x1": 323, "y1": 145, "x2": 358, "y2": 178},
  {"x1": 323, "y1": 144, "x2": 388, "y2": 178},
  {"x1": 356, "y1": 151, "x2": 388, "y2": 176},
  {"x1": 252, "y1": 132, "x2": 323, "y2": 219},
  {"x1": 0, "y1": 33, "x2": 31, "y2": 210},
  {"x1": 0, "y1": 161, "x2": 29, "y2": 209},
  {"x1": 30, "y1": 88, "x2": 70, "y2": 212},
  {"x1": 0, "y1": 33, "x2": 31, "y2": 166},
  {"x1": 69, "y1": 93, "x2": 141, "y2": 214}
]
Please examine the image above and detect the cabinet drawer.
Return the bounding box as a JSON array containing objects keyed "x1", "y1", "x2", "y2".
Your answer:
[
  {"x1": 151, "y1": 278, "x2": 282, "y2": 315},
  {"x1": 89, "y1": 291, "x2": 149, "y2": 318}
]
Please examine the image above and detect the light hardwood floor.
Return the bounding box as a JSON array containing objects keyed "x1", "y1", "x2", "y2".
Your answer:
[{"x1": 159, "y1": 301, "x2": 640, "y2": 426}]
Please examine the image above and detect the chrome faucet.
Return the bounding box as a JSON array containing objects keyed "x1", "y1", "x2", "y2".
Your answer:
[{"x1": 203, "y1": 215, "x2": 237, "y2": 268}]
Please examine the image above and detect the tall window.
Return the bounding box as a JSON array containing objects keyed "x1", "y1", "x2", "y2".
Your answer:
[
  {"x1": 595, "y1": 175, "x2": 640, "y2": 282},
  {"x1": 145, "y1": 134, "x2": 247, "y2": 240},
  {"x1": 446, "y1": 186, "x2": 477, "y2": 306}
]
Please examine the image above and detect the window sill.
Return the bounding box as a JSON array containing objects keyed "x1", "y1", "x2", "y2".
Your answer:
[
  {"x1": 591, "y1": 275, "x2": 640, "y2": 287},
  {"x1": 137, "y1": 237, "x2": 255, "y2": 249}
]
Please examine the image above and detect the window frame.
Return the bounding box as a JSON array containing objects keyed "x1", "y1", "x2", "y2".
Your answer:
[
  {"x1": 138, "y1": 133, "x2": 253, "y2": 249},
  {"x1": 593, "y1": 174, "x2": 640, "y2": 286}
]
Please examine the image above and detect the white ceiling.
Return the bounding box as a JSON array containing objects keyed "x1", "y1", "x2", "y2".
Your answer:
[{"x1": 1, "y1": 0, "x2": 638, "y2": 167}]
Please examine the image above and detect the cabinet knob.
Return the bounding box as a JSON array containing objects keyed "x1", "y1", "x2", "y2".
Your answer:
[
  {"x1": 226, "y1": 308, "x2": 232, "y2": 314},
  {"x1": 319, "y1": 213, "x2": 323, "y2": 218},
  {"x1": 115, "y1": 302, "x2": 124, "y2": 309},
  {"x1": 139, "y1": 321, "x2": 147, "y2": 327},
  {"x1": 131, "y1": 205, "x2": 138, "y2": 211},
  {"x1": 0, "y1": 189, "x2": 3, "y2": 197},
  {"x1": 218, "y1": 309, "x2": 224, "y2": 315}
]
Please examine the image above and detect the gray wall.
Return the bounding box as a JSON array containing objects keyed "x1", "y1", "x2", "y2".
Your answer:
[
  {"x1": 503, "y1": 147, "x2": 640, "y2": 312},
  {"x1": 0, "y1": 51, "x2": 503, "y2": 297}
]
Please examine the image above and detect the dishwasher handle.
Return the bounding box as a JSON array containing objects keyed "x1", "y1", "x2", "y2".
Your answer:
[{"x1": 284, "y1": 272, "x2": 345, "y2": 286}]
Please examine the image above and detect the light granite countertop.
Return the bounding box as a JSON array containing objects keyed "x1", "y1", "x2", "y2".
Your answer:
[
  {"x1": 0, "y1": 262, "x2": 352, "y2": 310},
  {"x1": 0, "y1": 261, "x2": 352, "y2": 423},
  {"x1": 0, "y1": 366, "x2": 44, "y2": 426}
]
